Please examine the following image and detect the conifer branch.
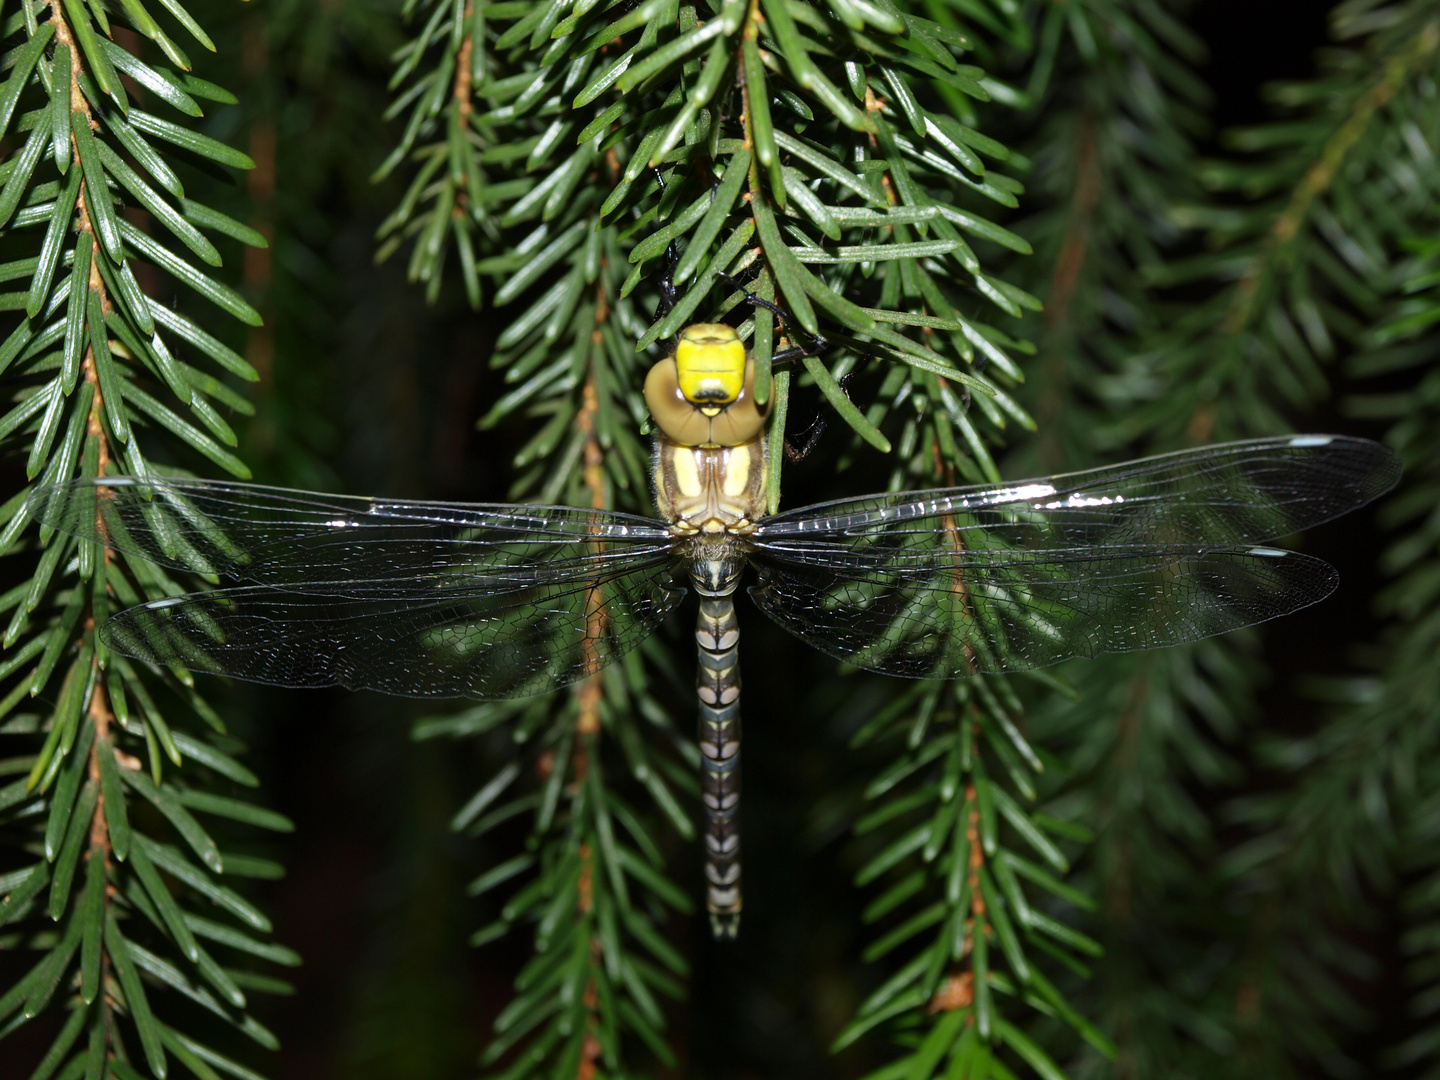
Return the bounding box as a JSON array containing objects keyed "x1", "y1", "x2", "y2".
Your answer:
[
  {"x1": 0, "y1": 2, "x2": 289, "y2": 1077},
  {"x1": 963, "y1": 5, "x2": 1272, "y2": 1075},
  {"x1": 1077, "y1": 2, "x2": 1440, "y2": 1072}
]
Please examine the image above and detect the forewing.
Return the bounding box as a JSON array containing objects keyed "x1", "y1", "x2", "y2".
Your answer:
[
  {"x1": 101, "y1": 558, "x2": 685, "y2": 699},
  {"x1": 27, "y1": 476, "x2": 673, "y2": 595},
  {"x1": 748, "y1": 544, "x2": 1337, "y2": 678},
  {"x1": 747, "y1": 435, "x2": 1397, "y2": 678},
  {"x1": 755, "y1": 435, "x2": 1400, "y2": 548}
]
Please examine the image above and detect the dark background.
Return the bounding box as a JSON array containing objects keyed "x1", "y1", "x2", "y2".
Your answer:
[{"x1": 1, "y1": 2, "x2": 1379, "y2": 1078}]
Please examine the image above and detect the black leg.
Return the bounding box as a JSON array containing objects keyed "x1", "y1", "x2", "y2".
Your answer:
[
  {"x1": 782, "y1": 370, "x2": 855, "y2": 461},
  {"x1": 715, "y1": 270, "x2": 829, "y2": 357},
  {"x1": 648, "y1": 168, "x2": 682, "y2": 332},
  {"x1": 655, "y1": 239, "x2": 679, "y2": 320}
]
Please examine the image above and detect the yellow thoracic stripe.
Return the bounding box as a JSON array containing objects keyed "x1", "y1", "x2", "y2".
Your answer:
[
  {"x1": 670, "y1": 444, "x2": 702, "y2": 497},
  {"x1": 720, "y1": 444, "x2": 751, "y2": 497}
]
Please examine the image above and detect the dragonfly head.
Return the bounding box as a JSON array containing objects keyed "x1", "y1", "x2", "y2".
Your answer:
[{"x1": 645, "y1": 324, "x2": 770, "y2": 447}]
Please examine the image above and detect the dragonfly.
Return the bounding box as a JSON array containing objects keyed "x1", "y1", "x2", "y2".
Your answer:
[{"x1": 28, "y1": 322, "x2": 1402, "y2": 937}]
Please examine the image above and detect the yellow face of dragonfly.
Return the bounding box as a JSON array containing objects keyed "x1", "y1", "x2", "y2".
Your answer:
[{"x1": 644, "y1": 324, "x2": 769, "y2": 448}]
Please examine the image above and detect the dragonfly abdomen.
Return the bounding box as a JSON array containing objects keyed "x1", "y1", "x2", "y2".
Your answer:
[{"x1": 696, "y1": 594, "x2": 742, "y2": 939}]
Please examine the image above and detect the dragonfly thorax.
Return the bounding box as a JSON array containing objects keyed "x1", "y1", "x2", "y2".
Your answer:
[
  {"x1": 656, "y1": 437, "x2": 764, "y2": 597},
  {"x1": 653, "y1": 435, "x2": 768, "y2": 538}
]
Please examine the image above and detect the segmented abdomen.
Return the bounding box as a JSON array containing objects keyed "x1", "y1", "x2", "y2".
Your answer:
[{"x1": 695, "y1": 595, "x2": 741, "y2": 938}]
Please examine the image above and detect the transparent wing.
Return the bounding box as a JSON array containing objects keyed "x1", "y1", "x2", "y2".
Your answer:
[
  {"x1": 101, "y1": 561, "x2": 685, "y2": 699},
  {"x1": 755, "y1": 435, "x2": 1400, "y2": 546},
  {"x1": 27, "y1": 476, "x2": 675, "y2": 595},
  {"x1": 28, "y1": 476, "x2": 685, "y2": 697},
  {"x1": 748, "y1": 545, "x2": 1337, "y2": 677},
  {"x1": 747, "y1": 435, "x2": 1399, "y2": 677}
]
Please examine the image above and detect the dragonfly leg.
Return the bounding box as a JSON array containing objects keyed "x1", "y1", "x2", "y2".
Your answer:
[
  {"x1": 696, "y1": 595, "x2": 742, "y2": 939},
  {"x1": 648, "y1": 168, "x2": 681, "y2": 334}
]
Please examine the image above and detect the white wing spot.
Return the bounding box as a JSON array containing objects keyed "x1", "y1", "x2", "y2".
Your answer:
[
  {"x1": 1008, "y1": 483, "x2": 1056, "y2": 502},
  {"x1": 1041, "y1": 493, "x2": 1125, "y2": 509},
  {"x1": 1247, "y1": 547, "x2": 1287, "y2": 558},
  {"x1": 146, "y1": 597, "x2": 186, "y2": 609},
  {"x1": 1287, "y1": 435, "x2": 1333, "y2": 448}
]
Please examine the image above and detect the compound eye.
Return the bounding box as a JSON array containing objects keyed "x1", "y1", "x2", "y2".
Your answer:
[
  {"x1": 644, "y1": 358, "x2": 712, "y2": 444},
  {"x1": 710, "y1": 359, "x2": 770, "y2": 444}
]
